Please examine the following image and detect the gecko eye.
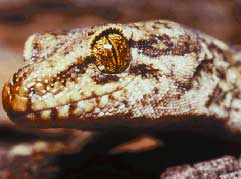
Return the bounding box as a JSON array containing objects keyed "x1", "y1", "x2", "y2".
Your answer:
[{"x1": 91, "y1": 29, "x2": 131, "y2": 74}]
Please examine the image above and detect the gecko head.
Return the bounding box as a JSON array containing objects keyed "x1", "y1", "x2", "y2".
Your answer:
[{"x1": 2, "y1": 21, "x2": 202, "y2": 129}]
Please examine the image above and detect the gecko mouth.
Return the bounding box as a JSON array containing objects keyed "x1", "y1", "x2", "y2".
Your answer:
[{"x1": 2, "y1": 74, "x2": 135, "y2": 128}]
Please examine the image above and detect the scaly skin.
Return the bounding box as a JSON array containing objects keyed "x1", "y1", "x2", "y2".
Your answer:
[{"x1": 2, "y1": 20, "x2": 241, "y2": 135}]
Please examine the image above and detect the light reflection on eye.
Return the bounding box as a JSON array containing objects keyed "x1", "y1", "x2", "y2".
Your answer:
[{"x1": 91, "y1": 29, "x2": 131, "y2": 74}]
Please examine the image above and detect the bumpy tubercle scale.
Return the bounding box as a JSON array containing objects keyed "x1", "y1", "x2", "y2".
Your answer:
[{"x1": 1, "y1": 20, "x2": 241, "y2": 135}]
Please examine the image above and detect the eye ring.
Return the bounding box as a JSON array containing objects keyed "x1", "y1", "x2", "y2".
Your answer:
[{"x1": 90, "y1": 28, "x2": 131, "y2": 74}]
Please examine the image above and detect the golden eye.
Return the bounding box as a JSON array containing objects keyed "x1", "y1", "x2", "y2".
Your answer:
[{"x1": 91, "y1": 29, "x2": 131, "y2": 73}]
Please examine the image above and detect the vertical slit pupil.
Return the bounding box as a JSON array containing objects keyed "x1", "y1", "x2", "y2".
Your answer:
[
  {"x1": 106, "y1": 36, "x2": 119, "y2": 71},
  {"x1": 91, "y1": 29, "x2": 131, "y2": 74}
]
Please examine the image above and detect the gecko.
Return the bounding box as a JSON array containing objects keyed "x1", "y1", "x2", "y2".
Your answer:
[{"x1": 2, "y1": 20, "x2": 241, "y2": 139}]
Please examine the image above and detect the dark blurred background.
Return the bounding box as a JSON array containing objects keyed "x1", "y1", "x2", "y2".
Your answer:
[{"x1": 0, "y1": 0, "x2": 241, "y2": 121}]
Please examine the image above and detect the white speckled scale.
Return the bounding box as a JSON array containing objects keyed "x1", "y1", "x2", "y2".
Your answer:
[{"x1": 2, "y1": 20, "x2": 241, "y2": 136}]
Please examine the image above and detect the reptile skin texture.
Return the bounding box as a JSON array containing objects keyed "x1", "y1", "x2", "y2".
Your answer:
[{"x1": 2, "y1": 20, "x2": 241, "y2": 135}]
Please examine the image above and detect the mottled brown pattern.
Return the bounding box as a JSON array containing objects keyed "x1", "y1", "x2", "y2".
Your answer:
[
  {"x1": 205, "y1": 85, "x2": 228, "y2": 107},
  {"x1": 1, "y1": 20, "x2": 241, "y2": 136},
  {"x1": 92, "y1": 74, "x2": 120, "y2": 84},
  {"x1": 131, "y1": 34, "x2": 200, "y2": 58},
  {"x1": 129, "y1": 64, "x2": 161, "y2": 80},
  {"x1": 192, "y1": 57, "x2": 214, "y2": 82},
  {"x1": 55, "y1": 59, "x2": 91, "y2": 84}
]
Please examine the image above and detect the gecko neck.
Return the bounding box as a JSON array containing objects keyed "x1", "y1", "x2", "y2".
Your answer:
[{"x1": 221, "y1": 50, "x2": 241, "y2": 133}]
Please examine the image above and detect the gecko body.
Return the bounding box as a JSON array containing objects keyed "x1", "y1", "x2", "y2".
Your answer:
[{"x1": 2, "y1": 20, "x2": 241, "y2": 135}]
